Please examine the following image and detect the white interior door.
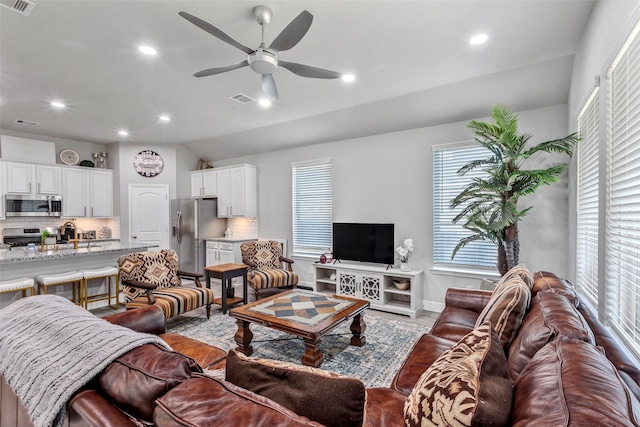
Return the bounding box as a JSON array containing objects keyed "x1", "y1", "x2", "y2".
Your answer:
[{"x1": 129, "y1": 184, "x2": 170, "y2": 249}]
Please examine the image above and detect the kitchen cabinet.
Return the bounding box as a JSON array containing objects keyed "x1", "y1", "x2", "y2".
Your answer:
[
  {"x1": 62, "y1": 168, "x2": 113, "y2": 218},
  {"x1": 190, "y1": 170, "x2": 217, "y2": 197},
  {"x1": 4, "y1": 161, "x2": 61, "y2": 195},
  {"x1": 216, "y1": 165, "x2": 257, "y2": 218},
  {"x1": 0, "y1": 162, "x2": 4, "y2": 219},
  {"x1": 206, "y1": 241, "x2": 235, "y2": 266}
]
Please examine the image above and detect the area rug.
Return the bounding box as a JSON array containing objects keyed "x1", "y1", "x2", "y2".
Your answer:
[{"x1": 165, "y1": 309, "x2": 428, "y2": 388}]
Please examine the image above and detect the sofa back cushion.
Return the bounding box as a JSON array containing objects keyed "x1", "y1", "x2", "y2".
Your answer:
[
  {"x1": 404, "y1": 321, "x2": 513, "y2": 427},
  {"x1": 475, "y1": 275, "x2": 531, "y2": 351},
  {"x1": 154, "y1": 375, "x2": 321, "y2": 426},
  {"x1": 98, "y1": 343, "x2": 202, "y2": 421},
  {"x1": 512, "y1": 338, "x2": 640, "y2": 426},
  {"x1": 532, "y1": 270, "x2": 579, "y2": 307},
  {"x1": 507, "y1": 291, "x2": 595, "y2": 381},
  {"x1": 225, "y1": 349, "x2": 365, "y2": 427}
]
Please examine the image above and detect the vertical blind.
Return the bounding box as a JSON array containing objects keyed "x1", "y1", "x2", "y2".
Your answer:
[
  {"x1": 291, "y1": 158, "x2": 332, "y2": 256},
  {"x1": 606, "y1": 21, "x2": 640, "y2": 355},
  {"x1": 576, "y1": 87, "x2": 600, "y2": 307},
  {"x1": 433, "y1": 143, "x2": 496, "y2": 268}
]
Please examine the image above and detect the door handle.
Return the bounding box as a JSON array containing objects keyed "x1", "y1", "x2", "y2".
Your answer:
[
  {"x1": 132, "y1": 235, "x2": 138, "y2": 239},
  {"x1": 177, "y1": 212, "x2": 183, "y2": 244}
]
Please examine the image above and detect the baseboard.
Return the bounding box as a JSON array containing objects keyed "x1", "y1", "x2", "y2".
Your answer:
[{"x1": 422, "y1": 299, "x2": 445, "y2": 313}]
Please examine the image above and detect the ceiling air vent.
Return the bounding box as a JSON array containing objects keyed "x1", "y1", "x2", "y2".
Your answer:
[
  {"x1": 14, "y1": 119, "x2": 39, "y2": 126},
  {"x1": 0, "y1": 0, "x2": 36, "y2": 16},
  {"x1": 229, "y1": 93, "x2": 255, "y2": 104}
]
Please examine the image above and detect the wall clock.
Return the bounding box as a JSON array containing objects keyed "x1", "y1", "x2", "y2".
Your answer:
[{"x1": 133, "y1": 150, "x2": 164, "y2": 177}]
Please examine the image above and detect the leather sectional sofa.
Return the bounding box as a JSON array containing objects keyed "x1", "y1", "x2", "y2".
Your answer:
[{"x1": 2, "y1": 270, "x2": 640, "y2": 426}]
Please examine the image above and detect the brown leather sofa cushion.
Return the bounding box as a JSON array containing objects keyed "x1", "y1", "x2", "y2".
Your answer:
[
  {"x1": 391, "y1": 334, "x2": 457, "y2": 395},
  {"x1": 512, "y1": 338, "x2": 640, "y2": 426},
  {"x1": 429, "y1": 306, "x2": 480, "y2": 342},
  {"x1": 363, "y1": 388, "x2": 408, "y2": 427},
  {"x1": 532, "y1": 270, "x2": 579, "y2": 306},
  {"x1": 153, "y1": 374, "x2": 322, "y2": 426},
  {"x1": 225, "y1": 349, "x2": 366, "y2": 427},
  {"x1": 508, "y1": 291, "x2": 595, "y2": 381},
  {"x1": 159, "y1": 333, "x2": 227, "y2": 369},
  {"x1": 404, "y1": 321, "x2": 513, "y2": 427},
  {"x1": 98, "y1": 343, "x2": 202, "y2": 421}
]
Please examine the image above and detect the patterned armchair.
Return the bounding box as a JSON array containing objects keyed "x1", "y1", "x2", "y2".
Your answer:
[
  {"x1": 240, "y1": 240, "x2": 299, "y2": 299},
  {"x1": 118, "y1": 249, "x2": 214, "y2": 319}
]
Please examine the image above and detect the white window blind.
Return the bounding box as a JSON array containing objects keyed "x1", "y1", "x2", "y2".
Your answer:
[
  {"x1": 576, "y1": 87, "x2": 600, "y2": 306},
  {"x1": 433, "y1": 143, "x2": 496, "y2": 268},
  {"x1": 291, "y1": 158, "x2": 332, "y2": 256},
  {"x1": 606, "y1": 21, "x2": 640, "y2": 355}
]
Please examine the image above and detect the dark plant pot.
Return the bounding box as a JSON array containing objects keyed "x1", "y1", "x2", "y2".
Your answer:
[{"x1": 226, "y1": 287, "x2": 235, "y2": 299}]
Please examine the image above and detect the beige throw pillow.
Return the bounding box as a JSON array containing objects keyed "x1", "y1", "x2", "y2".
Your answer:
[
  {"x1": 475, "y1": 274, "x2": 531, "y2": 351},
  {"x1": 404, "y1": 321, "x2": 513, "y2": 427}
]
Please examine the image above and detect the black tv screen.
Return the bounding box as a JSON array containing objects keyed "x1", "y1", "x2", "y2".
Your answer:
[{"x1": 332, "y1": 223, "x2": 395, "y2": 265}]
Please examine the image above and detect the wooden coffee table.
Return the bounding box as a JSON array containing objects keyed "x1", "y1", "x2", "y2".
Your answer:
[{"x1": 228, "y1": 289, "x2": 369, "y2": 367}]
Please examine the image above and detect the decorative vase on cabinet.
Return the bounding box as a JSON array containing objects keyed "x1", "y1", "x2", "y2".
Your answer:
[{"x1": 400, "y1": 262, "x2": 411, "y2": 272}]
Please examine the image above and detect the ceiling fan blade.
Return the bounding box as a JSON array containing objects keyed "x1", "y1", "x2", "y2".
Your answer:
[
  {"x1": 268, "y1": 10, "x2": 313, "y2": 52},
  {"x1": 194, "y1": 61, "x2": 249, "y2": 77},
  {"x1": 179, "y1": 11, "x2": 253, "y2": 55},
  {"x1": 262, "y1": 74, "x2": 279, "y2": 100},
  {"x1": 279, "y1": 61, "x2": 342, "y2": 79}
]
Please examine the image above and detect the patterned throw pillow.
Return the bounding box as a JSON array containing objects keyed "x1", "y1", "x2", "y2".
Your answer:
[
  {"x1": 475, "y1": 275, "x2": 531, "y2": 351},
  {"x1": 494, "y1": 264, "x2": 534, "y2": 291},
  {"x1": 404, "y1": 321, "x2": 513, "y2": 427}
]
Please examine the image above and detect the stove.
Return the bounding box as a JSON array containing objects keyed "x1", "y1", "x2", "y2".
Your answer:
[{"x1": 2, "y1": 227, "x2": 62, "y2": 248}]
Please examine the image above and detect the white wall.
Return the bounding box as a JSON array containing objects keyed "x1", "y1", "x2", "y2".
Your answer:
[{"x1": 213, "y1": 104, "x2": 571, "y2": 310}]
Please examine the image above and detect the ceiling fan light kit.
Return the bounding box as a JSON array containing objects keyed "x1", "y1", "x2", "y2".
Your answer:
[{"x1": 179, "y1": 5, "x2": 342, "y2": 101}]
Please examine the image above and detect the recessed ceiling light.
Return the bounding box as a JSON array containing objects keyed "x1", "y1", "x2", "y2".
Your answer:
[
  {"x1": 138, "y1": 45, "x2": 157, "y2": 56},
  {"x1": 50, "y1": 101, "x2": 66, "y2": 108},
  {"x1": 341, "y1": 74, "x2": 356, "y2": 83},
  {"x1": 469, "y1": 34, "x2": 488, "y2": 45},
  {"x1": 118, "y1": 130, "x2": 129, "y2": 136},
  {"x1": 258, "y1": 98, "x2": 272, "y2": 108},
  {"x1": 159, "y1": 115, "x2": 171, "y2": 122}
]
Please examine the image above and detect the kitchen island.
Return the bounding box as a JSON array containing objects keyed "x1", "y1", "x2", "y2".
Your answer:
[{"x1": 0, "y1": 241, "x2": 154, "y2": 309}]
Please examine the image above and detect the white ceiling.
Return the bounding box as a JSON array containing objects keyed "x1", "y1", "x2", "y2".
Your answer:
[{"x1": 0, "y1": 0, "x2": 595, "y2": 161}]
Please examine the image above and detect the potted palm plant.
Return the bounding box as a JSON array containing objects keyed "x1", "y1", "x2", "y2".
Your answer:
[{"x1": 450, "y1": 104, "x2": 579, "y2": 275}]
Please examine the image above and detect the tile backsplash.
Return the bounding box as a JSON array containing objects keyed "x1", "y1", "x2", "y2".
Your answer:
[
  {"x1": 0, "y1": 217, "x2": 120, "y2": 240},
  {"x1": 227, "y1": 217, "x2": 259, "y2": 239}
]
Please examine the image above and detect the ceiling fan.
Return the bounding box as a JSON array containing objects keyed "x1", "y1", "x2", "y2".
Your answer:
[{"x1": 179, "y1": 6, "x2": 342, "y2": 101}]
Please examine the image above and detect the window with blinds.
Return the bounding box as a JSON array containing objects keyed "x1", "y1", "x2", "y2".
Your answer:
[
  {"x1": 576, "y1": 87, "x2": 600, "y2": 307},
  {"x1": 605, "y1": 21, "x2": 640, "y2": 355},
  {"x1": 433, "y1": 142, "x2": 497, "y2": 269},
  {"x1": 291, "y1": 158, "x2": 332, "y2": 257}
]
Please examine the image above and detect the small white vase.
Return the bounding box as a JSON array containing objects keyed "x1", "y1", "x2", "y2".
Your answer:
[{"x1": 400, "y1": 262, "x2": 411, "y2": 271}]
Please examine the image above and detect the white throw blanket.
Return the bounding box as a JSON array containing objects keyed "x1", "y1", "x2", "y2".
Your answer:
[{"x1": 0, "y1": 295, "x2": 167, "y2": 427}]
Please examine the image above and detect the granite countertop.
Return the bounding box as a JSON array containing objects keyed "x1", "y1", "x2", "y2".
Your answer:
[{"x1": 0, "y1": 241, "x2": 153, "y2": 264}]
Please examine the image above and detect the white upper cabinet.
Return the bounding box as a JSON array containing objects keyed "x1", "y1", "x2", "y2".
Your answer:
[
  {"x1": 61, "y1": 167, "x2": 112, "y2": 218},
  {"x1": 4, "y1": 162, "x2": 61, "y2": 195},
  {"x1": 190, "y1": 170, "x2": 217, "y2": 197},
  {"x1": 216, "y1": 165, "x2": 257, "y2": 218}
]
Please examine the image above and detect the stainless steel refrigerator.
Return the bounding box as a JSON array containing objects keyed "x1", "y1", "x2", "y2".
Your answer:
[{"x1": 170, "y1": 198, "x2": 226, "y2": 274}]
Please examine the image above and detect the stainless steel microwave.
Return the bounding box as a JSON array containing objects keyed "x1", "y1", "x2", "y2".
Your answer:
[{"x1": 5, "y1": 194, "x2": 62, "y2": 217}]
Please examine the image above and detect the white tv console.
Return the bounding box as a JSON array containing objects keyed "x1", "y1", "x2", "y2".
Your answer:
[{"x1": 312, "y1": 262, "x2": 423, "y2": 318}]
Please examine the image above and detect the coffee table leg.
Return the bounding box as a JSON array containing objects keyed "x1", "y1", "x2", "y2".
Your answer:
[
  {"x1": 234, "y1": 320, "x2": 254, "y2": 356},
  {"x1": 350, "y1": 313, "x2": 366, "y2": 346},
  {"x1": 302, "y1": 338, "x2": 323, "y2": 367}
]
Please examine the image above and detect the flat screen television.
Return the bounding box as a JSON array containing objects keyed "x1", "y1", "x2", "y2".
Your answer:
[{"x1": 332, "y1": 223, "x2": 395, "y2": 265}]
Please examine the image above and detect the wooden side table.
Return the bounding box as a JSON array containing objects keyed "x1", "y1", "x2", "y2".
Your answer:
[{"x1": 204, "y1": 263, "x2": 249, "y2": 314}]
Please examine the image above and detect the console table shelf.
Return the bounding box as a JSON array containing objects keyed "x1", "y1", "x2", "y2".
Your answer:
[{"x1": 312, "y1": 262, "x2": 423, "y2": 318}]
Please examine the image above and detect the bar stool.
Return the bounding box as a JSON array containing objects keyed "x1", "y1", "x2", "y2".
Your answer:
[
  {"x1": 0, "y1": 277, "x2": 35, "y2": 299},
  {"x1": 81, "y1": 266, "x2": 120, "y2": 309},
  {"x1": 36, "y1": 271, "x2": 84, "y2": 306}
]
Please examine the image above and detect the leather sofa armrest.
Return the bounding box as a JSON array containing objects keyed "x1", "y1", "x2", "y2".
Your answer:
[
  {"x1": 444, "y1": 288, "x2": 493, "y2": 313},
  {"x1": 68, "y1": 389, "x2": 137, "y2": 427},
  {"x1": 103, "y1": 305, "x2": 166, "y2": 335}
]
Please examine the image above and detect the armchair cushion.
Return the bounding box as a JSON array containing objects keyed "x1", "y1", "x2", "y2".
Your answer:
[
  {"x1": 241, "y1": 240, "x2": 284, "y2": 269},
  {"x1": 126, "y1": 287, "x2": 214, "y2": 319},
  {"x1": 250, "y1": 269, "x2": 299, "y2": 290},
  {"x1": 225, "y1": 349, "x2": 366, "y2": 427}
]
